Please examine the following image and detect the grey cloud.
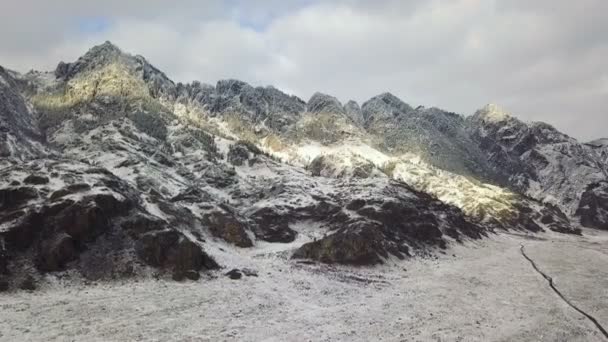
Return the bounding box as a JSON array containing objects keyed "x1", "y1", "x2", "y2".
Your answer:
[{"x1": 0, "y1": 0, "x2": 605, "y2": 140}]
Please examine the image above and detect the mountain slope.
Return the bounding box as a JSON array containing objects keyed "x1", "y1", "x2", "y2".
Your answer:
[
  {"x1": 467, "y1": 104, "x2": 608, "y2": 228},
  {"x1": 0, "y1": 41, "x2": 604, "y2": 291},
  {"x1": 0, "y1": 67, "x2": 48, "y2": 164}
]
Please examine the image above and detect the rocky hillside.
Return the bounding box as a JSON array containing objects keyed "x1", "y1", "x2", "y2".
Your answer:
[
  {"x1": 0, "y1": 42, "x2": 605, "y2": 291},
  {"x1": 467, "y1": 105, "x2": 608, "y2": 226}
]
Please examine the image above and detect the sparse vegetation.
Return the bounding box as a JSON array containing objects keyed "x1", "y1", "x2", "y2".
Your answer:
[{"x1": 128, "y1": 111, "x2": 168, "y2": 141}]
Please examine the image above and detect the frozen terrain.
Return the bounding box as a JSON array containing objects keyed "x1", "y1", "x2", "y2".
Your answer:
[
  {"x1": 2, "y1": 229, "x2": 607, "y2": 342},
  {"x1": 2, "y1": 41, "x2": 608, "y2": 342}
]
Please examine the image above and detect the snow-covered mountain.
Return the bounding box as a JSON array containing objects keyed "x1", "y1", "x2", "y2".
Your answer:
[
  {"x1": 467, "y1": 104, "x2": 608, "y2": 225},
  {"x1": 0, "y1": 42, "x2": 605, "y2": 291}
]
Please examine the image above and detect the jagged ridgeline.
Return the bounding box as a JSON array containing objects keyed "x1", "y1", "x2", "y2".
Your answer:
[{"x1": 0, "y1": 41, "x2": 606, "y2": 290}]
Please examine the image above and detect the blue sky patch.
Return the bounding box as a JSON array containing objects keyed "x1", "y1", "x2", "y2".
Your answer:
[{"x1": 77, "y1": 16, "x2": 111, "y2": 34}]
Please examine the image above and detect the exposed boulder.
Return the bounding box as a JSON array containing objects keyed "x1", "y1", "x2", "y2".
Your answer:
[
  {"x1": 202, "y1": 211, "x2": 253, "y2": 247},
  {"x1": 49, "y1": 183, "x2": 91, "y2": 201},
  {"x1": 201, "y1": 164, "x2": 237, "y2": 188},
  {"x1": 3, "y1": 210, "x2": 45, "y2": 250},
  {"x1": 135, "y1": 230, "x2": 180, "y2": 267},
  {"x1": 171, "y1": 238, "x2": 218, "y2": 272},
  {"x1": 36, "y1": 233, "x2": 77, "y2": 272},
  {"x1": 0, "y1": 187, "x2": 38, "y2": 211},
  {"x1": 185, "y1": 270, "x2": 201, "y2": 280},
  {"x1": 170, "y1": 187, "x2": 213, "y2": 203},
  {"x1": 53, "y1": 202, "x2": 109, "y2": 242},
  {"x1": 293, "y1": 225, "x2": 385, "y2": 265},
  {"x1": 120, "y1": 213, "x2": 167, "y2": 238},
  {"x1": 19, "y1": 275, "x2": 37, "y2": 291},
  {"x1": 227, "y1": 143, "x2": 251, "y2": 166},
  {"x1": 225, "y1": 268, "x2": 242, "y2": 280},
  {"x1": 172, "y1": 269, "x2": 200, "y2": 282},
  {"x1": 136, "y1": 230, "x2": 219, "y2": 275},
  {"x1": 249, "y1": 207, "x2": 297, "y2": 243},
  {"x1": 23, "y1": 174, "x2": 49, "y2": 185}
]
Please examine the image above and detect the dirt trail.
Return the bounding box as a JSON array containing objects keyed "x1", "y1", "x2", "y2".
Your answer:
[{"x1": 520, "y1": 244, "x2": 608, "y2": 339}]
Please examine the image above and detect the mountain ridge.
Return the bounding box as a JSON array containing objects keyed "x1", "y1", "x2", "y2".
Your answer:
[{"x1": 0, "y1": 41, "x2": 606, "y2": 291}]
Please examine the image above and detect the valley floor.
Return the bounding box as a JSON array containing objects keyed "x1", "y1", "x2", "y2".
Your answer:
[{"x1": 1, "y1": 230, "x2": 607, "y2": 342}]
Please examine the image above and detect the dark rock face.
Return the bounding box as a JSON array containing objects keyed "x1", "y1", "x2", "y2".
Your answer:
[
  {"x1": 19, "y1": 275, "x2": 37, "y2": 291},
  {"x1": 120, "y1": 213, "x2": 167, "y2": 238},
  {"x1": 49, "y1": 183, "x2": 92, "y2": 201},
  {"x1": 0, "y1": 249, "x2": 8, "y2": 275},
  {"x1": 576, "y1": 181, "x2": 608, "y2": 230},
  {"x1": 136, "y1": 230, "x2": 180, "y2": 267},
  {"x1": 0, "y1": 187, "x2": 38, "y2": 211},
  {"x1": 3, "y1": 210, "x2": 45, "y2": 250},
  {"x1": 170, "y1": 187, "x2": 212, "y2": 203},
  {"x1": 227, "y1": 143, "x2": 251, "y2": 166},
  {"x1": 293, "y1": 226, "x2": 385, "y2": 265},
  {"x1": 293, "y1": 181, "x2": 485, "y2": 265},
  {"x1": 23, "y1": 174, "x2": 49, "y2": 185},
  {"x1": 0, "y1": 68, "x2": 46, "y2": 161},
  {"x1": 55, "y1": 202, "x2": 110, "y2": 242},
  {"x1": 202, "y1": 211, "x2": 253, "y2": 247},
  {"x1": 249, "y1": 207, "x2": 297, "y2": 243},
  {"x1": 538, "y1": 203, "x2": 580, "y2": 234},
  {"x1": 0, "y1": 159, "x2": 223, "y2": 289},
  {"x1": 136, "y1": 230, "x2": 219, "y2": 274},
  {"x1": 36, "y1": 233, "x2": 77, "y2": 272},
  {"x1": 202, "y1": 164, "x2": 237, "y2": 188}
]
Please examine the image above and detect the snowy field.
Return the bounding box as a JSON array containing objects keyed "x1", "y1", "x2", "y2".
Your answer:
[{"x1": 1, "y1": 230, "x2": 607, "y2": 342}]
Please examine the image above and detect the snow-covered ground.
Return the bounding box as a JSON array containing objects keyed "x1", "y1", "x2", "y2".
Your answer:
[{"x1": 1, "y1": 230, "x2": 607, "y2": 342}]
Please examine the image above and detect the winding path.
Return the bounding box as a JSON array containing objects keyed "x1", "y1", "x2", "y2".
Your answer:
[{"x1": 520, "y1": 244, "x2": 608, "y2": 340}]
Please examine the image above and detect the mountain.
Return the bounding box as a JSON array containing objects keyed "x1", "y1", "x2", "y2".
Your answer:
[
  {"x1": 0, "y1": 42, "x2": 605, "y2": 291},
  {"x1": 467, "y1": 104, "x2": 608, "y2": 224}
]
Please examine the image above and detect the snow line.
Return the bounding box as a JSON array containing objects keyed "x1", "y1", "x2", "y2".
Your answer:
[{"x1": 520, "y1": 245, "x2": 608, "y2": 340}]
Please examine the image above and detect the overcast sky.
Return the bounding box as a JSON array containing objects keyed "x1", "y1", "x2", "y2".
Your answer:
[{"x1": 1, "y1": 0, "x2": 606, "y2": 140}]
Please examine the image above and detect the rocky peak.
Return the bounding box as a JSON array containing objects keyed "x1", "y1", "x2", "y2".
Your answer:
[
  {"x1": 361, "y1": 92, "x2": 413, "y2": 125},
  {"x1": 55, "y1": 41, "x2": 127, "y2": 81},
  {"x1": 307, "y1": 92, "x2": 345, "y2": 114},
  {"x1": 216, "y1": 79, "x2": 253, "y2": 97},
  {"x1": 344, "y1": 100, "x2": 364, "y2": 125},
  {"x1": 472, "y1": 104, "x2": 513, "y2": 124}
]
